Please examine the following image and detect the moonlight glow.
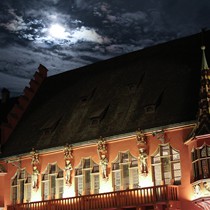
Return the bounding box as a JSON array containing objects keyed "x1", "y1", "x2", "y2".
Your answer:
[{"x1": 49, "y1": 24, "x2": 68, "y2": 39}]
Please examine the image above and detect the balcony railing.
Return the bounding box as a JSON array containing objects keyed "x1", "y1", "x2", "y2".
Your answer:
[{"x1": 8, "y1": 185, "x2": 179, "y2": 210}]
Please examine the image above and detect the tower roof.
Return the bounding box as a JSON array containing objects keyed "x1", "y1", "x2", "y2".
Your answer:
[{"x1": 188, "y1": 45, "x2": 210, "y2": 139}]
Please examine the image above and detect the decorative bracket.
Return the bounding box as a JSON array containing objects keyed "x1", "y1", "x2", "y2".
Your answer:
[
  {"x1": 152, "y1": 129, "x2": 165, "y2": 143},
  {"x1": 6, "y1": 158, "x2": 21, "y2": 169},
  {"x1": 136, "y1": 129, "x2": 147, "y2": 146}
]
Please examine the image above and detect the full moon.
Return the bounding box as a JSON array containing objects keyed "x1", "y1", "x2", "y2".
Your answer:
[{"x1": 49, "y1": 24, "x2": 67, "y2": 39}]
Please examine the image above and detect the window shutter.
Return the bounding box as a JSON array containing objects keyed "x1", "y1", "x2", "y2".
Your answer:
[
  {"x1": 43, "y1": 181, "x2": 49, "y2": 200},
  {"x1": 57, "y1": 179, "x2": 63, "y2": 198},
  {"x1": 78, "y1": 176, "x2": 83, "y2": 195},
  {"x1": 26, "y1": 184, "x2": 31, "y2": 202},
  {"x1": 153, "y1": 164, "x2": 162, "y2": 185},
  {"x1": 19, "y1": 180, "x2": 24, "y2": 203},
  {"x1": 122, "y1": 164, "x2": 129, "y2": 189},
  {"x1": 50, "y1": 175, "x2": 56, "y2": 199},
  {"x1": 131, "y1": 168, "x2": 139, "y2": 188},
  {"x1": 114, "y1": 171, "x2": 121, "y2": 191},
  {"x1": 85, "y1": 170, "x2": 91, "y2": 194},
  {"x1": 12, "y1": 186, "x2": 18, "y2": 204},
  {"x1": 93, "y1": 174, "x2": 99, "y2": 194}
]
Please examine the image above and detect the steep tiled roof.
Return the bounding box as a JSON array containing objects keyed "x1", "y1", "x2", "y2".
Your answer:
[{"x1": 1, "y1": 31, "x2": 210, "y2": 157}]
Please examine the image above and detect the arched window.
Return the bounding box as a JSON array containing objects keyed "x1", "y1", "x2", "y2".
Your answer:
[
  {"x1": 112, "y1": 151, "x2": 139, "y2": 191},
  {"x1": 41, "y1": 163, "x2": 64, "y2": 200},
  {"x1": 75, "y1": 158, "x2": 99, "y2": 196},
  {"x1": 11, "y1": 169, "x2": 31, "y2": 204},
  {"x1": 192, "y1": 144, "x2": 210, "y2": 182},
  {"x1": 151, "y1": 144, "x2": 181, "y2": 186}
]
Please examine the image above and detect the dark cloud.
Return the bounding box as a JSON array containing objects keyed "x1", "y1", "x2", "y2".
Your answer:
[
  {"x1": 0, "y1": 0, "x2": 210, "y2": 97},
  {"x1": 79, "y1": 55, "x2": 102, "y2": 63}
]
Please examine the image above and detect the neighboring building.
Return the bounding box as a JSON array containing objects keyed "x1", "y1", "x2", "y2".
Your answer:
[
  {"x1": 0, "y1": 88, "x2": 18, "y2": 168},
  {"x1": 0, "y1": 31, "x2": 210, "y2": 210}
]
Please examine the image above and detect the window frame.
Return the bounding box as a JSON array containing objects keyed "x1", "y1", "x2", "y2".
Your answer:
[
  {"x1": 112, "y1": 151, "x2": 139, "y2": 191},
  {"x1": 191, "y1": 144, "x2": 210, "y2": 182},
  {"x1": 41, "y1": 163, "x2": 64, "y2": 200},
  {"x1": 11, "y1": 169, "x2": 32, "y2": 204},
  {"x1": 74, "y1": 157, "x2": 99, "y2": 196},
  {"x1": 151, "y1": 144, "x2": 181, "y2": 186}
]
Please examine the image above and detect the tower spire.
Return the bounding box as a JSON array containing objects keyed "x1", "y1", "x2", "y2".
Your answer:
[
  {"x1": 201, "y1": 45, "x2": 209, "y2": 70},
  {"x1": 187, "y1": 35, "x2": 210, "y2": 140},
  {"x1": 192, "y1": 44, "x2": 210, "y2": 137}
]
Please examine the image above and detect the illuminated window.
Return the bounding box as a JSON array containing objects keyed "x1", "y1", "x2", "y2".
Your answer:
[
  {"x1": 11, "y1": 169, "x2": 31, "y2": 204},
  {"x1": 151, "y1": 144, "x2": 181, "y2": 185},
  {"x1": 112, "y1": 151, "x2": 139, "y2": 191},
  {"x1": 41, "y1": 164, "x2": 64, "y2": 200},
  {"x1": 192, "y1": 145, "x2": 210, "y2": 182},
  {"x1": 75, "y1": 158, "x2": 99, "y2": 196}
]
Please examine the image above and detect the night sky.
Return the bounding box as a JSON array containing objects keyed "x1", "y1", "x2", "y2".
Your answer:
[{"x1": 0, "y1": 0, "x2": 210, "y2": 97}]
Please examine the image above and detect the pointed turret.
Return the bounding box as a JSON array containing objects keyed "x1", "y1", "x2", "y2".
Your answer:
[
  {"x1": 189, "y1": 45, "x2": 210, "y2": 138},
  {"x1": 201, "y1": 46, "x2": 209, "y2": 70}
]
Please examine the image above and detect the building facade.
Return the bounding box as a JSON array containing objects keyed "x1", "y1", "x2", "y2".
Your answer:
[{"x1": 0, "y1": 31, "x2": 210, "y2": 210}]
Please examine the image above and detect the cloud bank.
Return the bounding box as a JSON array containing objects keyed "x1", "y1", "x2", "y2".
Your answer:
[{"x1": 0, "y1": 0, "x2": 210, "y2": 97}]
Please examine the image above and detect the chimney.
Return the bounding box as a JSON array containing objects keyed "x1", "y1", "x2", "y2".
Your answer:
[{"x1": 1, "y1": 88, "x2": 10, "y2": 104}]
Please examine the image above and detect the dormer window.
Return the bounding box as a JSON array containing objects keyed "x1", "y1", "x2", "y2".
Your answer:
[
  {"x1": 40, "y1": 116, "x2": 62, "y2": 135},
  {"x1": 80, "y1": 88, "x2": 96, "y2": 105},
  {"x1": 143, "y1": 89, "x2": 164, "y2": 114},
  {"x1": 144, "y1": 105, "x2": 156, "y2": 114},
  {"x1": 126, "y1": 83, "x2": 136, "y2": 93},
  {"x1": 91, "y1": 117, "x2": 100, "y2": 126},
  {"x1": 80, "y1": 96, "x2": 88, "y2": 103},
  {"x1": 89, "y1": 105, "x2": 109, "y2": 126}
]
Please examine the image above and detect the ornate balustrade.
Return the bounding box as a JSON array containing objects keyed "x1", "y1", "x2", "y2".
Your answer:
[{"x1": 8, "y1": 185, "x2": 179, "y2": 210}]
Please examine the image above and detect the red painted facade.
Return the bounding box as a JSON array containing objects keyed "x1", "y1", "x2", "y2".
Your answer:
[{"x1": 0, "y1": 124, "x2": 210, "y2": 210}]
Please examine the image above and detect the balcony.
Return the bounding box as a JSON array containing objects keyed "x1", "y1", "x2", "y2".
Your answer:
[{"x1": 8, "y1": 185, "x2": 179, "y2": 210}]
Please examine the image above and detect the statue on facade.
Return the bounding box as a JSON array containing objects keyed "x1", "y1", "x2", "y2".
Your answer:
[
  {"x1": 97, "y1": 137, "x2": 108, "y2": 180},
  {"x1": 136, "y1": 129, "x2": 148, "y2": 175},
  {"x1": 139, "y1": 148, "x2": 148, "y2": 174},
  {"x1": 65, "y1": 159, "x2": 73, "y2": 185},
  {"x1": 64, "y1": 144, "x2": 73, "y2": 185},
  {"x1": 32, "y1": 165, "x2": 39, "y2": 190},
  {"x1": 100, "y1": 154, "x2": 108, "y2": 179},
  {"x1": 31, "y1": 148, "x2": 40, "y2": 190}
]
